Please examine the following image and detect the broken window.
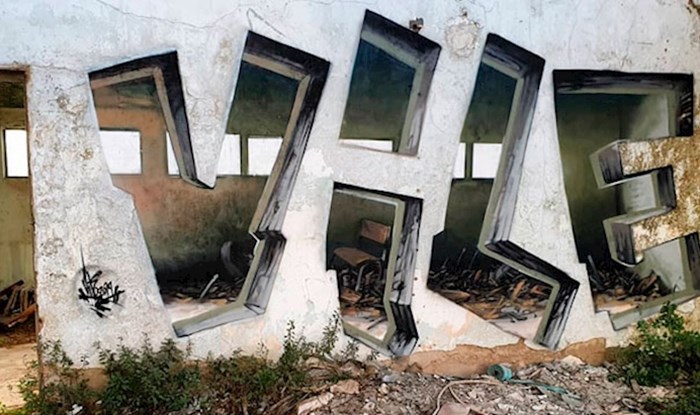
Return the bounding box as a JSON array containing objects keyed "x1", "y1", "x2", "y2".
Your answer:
[
  {"x1": 554, "y1": 71, "x2": 698, "y2": 328},
  {"x1": 429, "y1": 35, "x2": 576, "y2": 348},
  {"x1": 3, "y1": 129, "x2": 29, "y2": 178},
  {"x1": 339, "y1": 10, "x2": 440, "y2": 155},
  {"x1": 100, "y1": 130, "x2": 142, "y2": 175},
  {"x1": 326, "y1": 184, "x2": 421, "y2": 355},
  {"x1": 90, "y1": 33, "x2": 329, "y2": 336},
  {"x1": 0, "y1": 70, "x2": 37, "y2": 351}
]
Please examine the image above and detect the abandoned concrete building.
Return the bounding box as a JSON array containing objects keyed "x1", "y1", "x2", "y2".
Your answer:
[{"x1": 3, "y1": 0, "x2": 700, "y2": 380}]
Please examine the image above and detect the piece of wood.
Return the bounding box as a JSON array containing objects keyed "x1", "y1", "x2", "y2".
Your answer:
[{"x1": 340, "y1": 288, "x2": 362, "y2": 305}]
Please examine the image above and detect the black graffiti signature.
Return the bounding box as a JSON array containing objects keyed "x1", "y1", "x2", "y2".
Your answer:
[{"x1": 77, "y1": 251, "x2": 125, "y2": 318}]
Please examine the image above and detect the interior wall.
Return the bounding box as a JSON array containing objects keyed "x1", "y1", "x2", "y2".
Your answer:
[
  {"x1": 0, "y1": 108, "x2": 33, "y2": 289},
  {"x1": 434, "y1": 64, "x2": 515, "y2": 263},
  {"x1": 96, "y1": 106, "x2": 267, "y2": 279},
  {"x1": 339, "y1": 40, "x2": 415, "y2": 142},
  {"x1": 555, "y1": 94, "x2": 627, "y2": 263}
]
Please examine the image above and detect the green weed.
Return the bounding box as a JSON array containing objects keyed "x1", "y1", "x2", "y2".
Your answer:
[
  {"x1": 614, "y1": 303, "x2": 700, "y2": 415},
  {"x1": 13, "y1": 316, "x2": 356, "y2": 415}
]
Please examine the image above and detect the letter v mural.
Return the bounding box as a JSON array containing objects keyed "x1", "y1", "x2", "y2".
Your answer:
[{"x1": 89, "y1": 32, "x2": 329, "y2": 336}]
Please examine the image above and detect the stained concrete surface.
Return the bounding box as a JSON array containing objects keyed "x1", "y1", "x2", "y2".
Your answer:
[{"x1": 0, "y1": 343, "x2": 35, "y2": 408}]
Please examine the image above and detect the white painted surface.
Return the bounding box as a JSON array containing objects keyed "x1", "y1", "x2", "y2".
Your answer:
[{"x1": 1, "y1": 0, "x2": 697, "y2": 362}]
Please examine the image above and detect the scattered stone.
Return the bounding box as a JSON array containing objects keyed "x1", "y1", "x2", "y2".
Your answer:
[
  {"x1": 340, "y1": 361, "x2": 364, "y2": 378},
  {"x1": 560, "y1": 355, "x2": 585, "y2": 370},
  {"x1": 436, "y1": 403, "x2": 475, "y2": 415},
  {"x1": 381, "y1": 373, "x2": 401, "y2": 383},
  {"x1": 307, "y1": 358, "x2": 662, "y2": 414},
  {"x1": 297, "y1": 392, "x2": 334, "y2": 415},
  {"x1": 330, "y1": 379, "x2": 360, "y2": 395}
]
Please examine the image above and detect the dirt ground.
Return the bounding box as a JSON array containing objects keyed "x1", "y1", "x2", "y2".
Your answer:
[
  {"x1": 302, "y1": 358, "x2": 671, "y2": 415},
  {"x1": 0, "y1": 343, "x2": 36, "y2": 408},
  {"x1": 0, "y1": 319, "x2": 37, "y2": 409}
]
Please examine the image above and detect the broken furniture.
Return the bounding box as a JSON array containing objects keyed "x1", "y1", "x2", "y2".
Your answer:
[
  {"x1": 0, "y1": 280, "x2": 36, "y2": 329},
  {"x1": 331, "y1": 219, "x2": 391, "y2": 295}
]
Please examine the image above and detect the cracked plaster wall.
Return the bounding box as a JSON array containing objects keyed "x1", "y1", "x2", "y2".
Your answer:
[{"x1": 2, "y1": 0, "x2": 700, "y2": 363}]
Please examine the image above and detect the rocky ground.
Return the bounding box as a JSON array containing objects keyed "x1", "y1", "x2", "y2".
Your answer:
[{"x1": 297, "y1": 357, "x2": 672, "y2": 415}]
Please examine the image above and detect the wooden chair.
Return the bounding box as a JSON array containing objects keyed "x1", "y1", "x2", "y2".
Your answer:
[{"x1": 332, "y1": 220, "x2": 392, "y2": 293}]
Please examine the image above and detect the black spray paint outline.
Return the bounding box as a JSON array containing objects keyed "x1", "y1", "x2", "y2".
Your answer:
[
  {"x1": 476, "y1": 34, "x2": 579, "y2": 349},
  {"x1": 328, "y1": 183, "x2": 422, "y2": 356}
]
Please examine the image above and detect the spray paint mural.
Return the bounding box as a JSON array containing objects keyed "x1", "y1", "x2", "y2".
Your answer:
[{"x1": 2, "y1": 0, "x2": 700, "y2": 366}]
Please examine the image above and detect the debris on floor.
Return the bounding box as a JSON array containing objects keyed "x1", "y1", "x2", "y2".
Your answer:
[
  {"x1": 428, "y1": 249, "x2": 551, "y2": 322},
  {"x1": 588, "y1": 257, "x2": 671, "y2": 314},
  {"x1": 336, "y1": 266, "x2": 389, "y2": 338}
]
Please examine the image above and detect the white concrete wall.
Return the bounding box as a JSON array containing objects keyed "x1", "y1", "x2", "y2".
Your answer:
[{"x1": 1, "y1": 0, "x2": 699, "y2": 363}]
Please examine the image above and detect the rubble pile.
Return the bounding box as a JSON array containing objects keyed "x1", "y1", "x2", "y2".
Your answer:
[{"x1": 298, "y1": 357, "x2": 672, "y2": 415}]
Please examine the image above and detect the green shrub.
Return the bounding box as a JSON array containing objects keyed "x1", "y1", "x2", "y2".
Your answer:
[
  {"x1": 11, "y1": 316, "x2": 355, "y2": 415},
  {"x1": 615, "y1": 303, "x2": 700, "y2": 386},
  {"x1": 19, "y1": 341, "x2": 96, "y2": 415},
  {"x1": 98, "y1": 338, "x2": 202, "y2": 415},
  {"x1": 614, "y1": 303, "x2": 700, "y2": 415},
  {"x1": 204, "y1": 317, "x2": 343, "y2": 414}
]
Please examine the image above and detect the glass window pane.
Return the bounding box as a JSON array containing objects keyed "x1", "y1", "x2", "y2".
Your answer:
[
  {"x1": 4, "y1": 129, "x2": 29, "y2": 178},
  {"x1": 248, "y1": 137, "x2": 283, "y2": 176},
  {"x1": 100, "y1": 130, "x2": 141, "y2": 174},
  {"x1": 472, "y1": 143, "x2": 502, "y2": 179}
]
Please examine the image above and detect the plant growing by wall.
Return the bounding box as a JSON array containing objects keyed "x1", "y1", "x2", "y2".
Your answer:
[
  {"x1": 614, "y1": 303, "x2": 700, "y2": 414},
  {"x1": 8, "y1": 315, "x2": 360, "y2": 415}
]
